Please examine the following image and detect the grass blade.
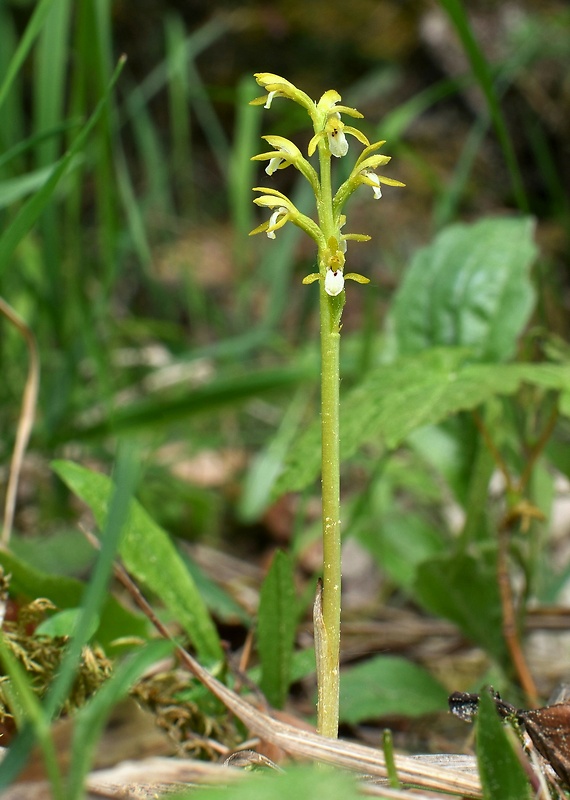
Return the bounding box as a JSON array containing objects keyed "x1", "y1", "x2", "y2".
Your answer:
[
  {"x1": 0, "y1": 55, "x2": 126, "y2": 279},
  {"x1": 437, "y1": 0, "x2": 528, "y2": 211}
]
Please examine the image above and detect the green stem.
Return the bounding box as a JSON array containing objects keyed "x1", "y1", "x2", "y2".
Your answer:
[
  {"x1": 315, "y1": 139, "x2": 343, "y2": 738},
  {"x1": 317, "y1": 287, "x2": 342, "y2": 737}
]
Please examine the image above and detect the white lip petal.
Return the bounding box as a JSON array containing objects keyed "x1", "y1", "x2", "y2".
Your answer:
[
  {"x1": 324, "y1": 269, "x2": 345, "y2": 296},
  {"x1": 266, "y1": 207, "x2": 288, "y2": 238},
  {"x1": 265, "y1": 157, "x2": 283, "y2": 176},
  {"x1": 328, "y1": 128, "x2": 349, "y2": 157},
  {"x1": 264, "y1": 91, "x2": 278, "y2": 109}
]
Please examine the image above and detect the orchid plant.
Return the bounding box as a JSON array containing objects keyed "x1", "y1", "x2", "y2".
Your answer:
[{"x1": 249, "y1": 72, "x2": 404, "y2": 738}]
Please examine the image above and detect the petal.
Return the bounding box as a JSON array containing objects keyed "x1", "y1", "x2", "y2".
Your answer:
[
  {"x1": 357, "y1": 154, "x2": 392, "y2": 171},
  {"x1": 324, "y1": 269, "x2": 345, "y2": 296},
  {"x1": 376, "y1": 175, "x2": 406, "y2": 187},
  {"x1": 264, "y1": 90, "x2": 278, "y2": 109},
  {"x1": 267, "y1": 207, "x2": 289, "y2": 238},
  {"x1": 262, "y1": 135, "x2": 301, "y2": 156},
  {"x1": 331, "y1": 104, "x2": 364, "y2": 119},
  {"x1": 317, "y1": 89, "x2": 342, "y2": 112},
  {"x1": 343, "y1": 125, "x2": 370, "y2": 147},
  {"x1": 327, "y1": 115, "x2": 349, "y2": 157},
  {"x1": 328, "y1": 129, "x2": 349, "y2": 157},
  {"x1": 254, "y1": 73, "x2": 297, "y2": 92},
  {"x1": 344, "y1": 272, "x2": 370, "y2": 284},
  {"x1": 265, "y1": 157, "x2": 284, "y2": 176},
  {"x1": 364, "y1": 171, "x2": 383, "y2": 199},
  {"x1": 307, "y1": 130, "x2": 324, "y2": 156},
  {"x1": 253, "y1": 195, "x2": 285, "y2": 209}
]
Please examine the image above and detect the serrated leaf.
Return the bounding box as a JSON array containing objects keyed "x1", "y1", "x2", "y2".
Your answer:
[
  {"x1": 414, "y1": 551, "x2": 507, "y2": 664},
  {"x1": 339, "y1": 656, "x2": 448, "y2": 723},
  {"x1": 257, "y1": 550, "x2": 296, "y2": 708},
  {"x1": 276, "y1": 349, "x2": 570, "y2": 495},
  {"x1": 389, "y1": 217, "x2": 537, "y2": 362},
  {"x1": 52, "y1": 460, "x2": 223, "y2": 663},
  {"x1": 477, "y1": 690, "x2": 531, "y2": 800}
]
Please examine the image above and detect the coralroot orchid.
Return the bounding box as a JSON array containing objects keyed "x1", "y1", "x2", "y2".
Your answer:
[{"x1": 249, "y1": 72, "x2": 404, "y2": 740}]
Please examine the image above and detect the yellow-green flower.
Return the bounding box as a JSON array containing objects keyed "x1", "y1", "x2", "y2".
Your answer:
[
  {"x1": 308, "y1": 90, "x2": 369, "y2": 158},
  {"x1": 251, "y1": 135, "x2": 319, "y2": 191},
  {"x1": 251, "y1": 73, "x2": 313, "y2": 114},
  {"x1": 250, "y1": 187, "x2": 324, "y2": 245}
]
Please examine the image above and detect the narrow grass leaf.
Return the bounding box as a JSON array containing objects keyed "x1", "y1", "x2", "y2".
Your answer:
[
  {"x1": 33, "y1": 0, "x2": 72, "y2": 167},
  {"x1": 438, "y1": 0, "x2": 528, "y2": 211},
  {"x1": 238, "y1": 391, "x2": 307, "y2": 523},
  {"x1": 0, "y1": 55, "x2": 126, "y2": 278},
  {"x1": 0, "y1": 633, "x2": 64, "y2": 798},
  {"x1": 339, "y1": 655, "x2": 448, "y2": 723},
  {"x1": 476, "y1": 690, "x2": 531, "y2": 800},
  {"x1": 0, "y1": 164, "x2": 61, "y2": 207},
  {"x1": 52, "y1": 460, "x2": 223, "y2": 663},
  {"x1": 258, "y1": 550, "x2": 297, "y2": 709},
  {"x1": 53, "y1": 361, "x2": 316, "y2": 442},
  {"x1": 0, "y1": 444, "x2": 138, "y2": 788},
  {"x1": 67, "y1": 639, "x2": 172, "y2": 799},
  {"x1": 45, "y1": 444, "x2": 141, "y2": 718},
  {"x1": 0, "y1": 0, "x2": 55, "y2": 114}
]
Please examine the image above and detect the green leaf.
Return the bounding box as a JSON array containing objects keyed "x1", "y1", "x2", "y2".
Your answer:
[
  {"x1": 339, "y1": 656, "x2": 448, "y2": 723},
  {"x1": 0, "y1": 631, "x2": 64, "y2": 797},
  {"x1": 414, "y1": 551, "x2": 508, "y2": 665},
  {"x1": 0, "y1": 548, "x2": 147, "y2": 650},
  {"x1": 276, "y1": 349, "x2": 570, "y2": 495},
  {"x1": 389, "y1": 217, "x2": 536, "y2": 362},
  {"x1": 170, "y1": 764, "x2": 361, "y2": 800},
  {"x1": 357, "y1": 512, "x2": 445, "y2": 591},
  {"x1": 52, "y1": 362, "x2": 316, "y2": 443},
  {"x1": 52, "y1": 460, "x2": 223, "y2": 663},
  {"x1": 36, "y1": 608, "x2": 99, "y2": 640},
  {"x1": 257, "y1": 551, "x2": 297, "y2": 709},
  {"x1": 67, "y1": 640, "x2": 173, "y2": 799},
  {"x1": 477, "y1": 690, "x2": 531, "y2": 800},
  {"x1": 0, "y1": 55, "x2": 126, "y2": 279}
]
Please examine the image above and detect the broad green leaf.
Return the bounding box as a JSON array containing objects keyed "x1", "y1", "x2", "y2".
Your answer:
[
  {"x1": 36, "y1": 608, "x2": 99, "y2": 640},
  {"x1": 0, "y1": 548, "x2": 147, "y2": 650},
  {"x1": 414, "y1": 551, "x2": 508, "y2": 665},
  {"x1": 257, "y1": 550, "x2": 296, "y2": 708},
  {"x1": 276, "y1": 349, "x2": 570, "y2": 495},
  {"x1": 182, "y1": 554, "x2": 251, "y2": 626},
  {"x1": 477, "y1": 690, "x2": 531, "y2": 800},
  {"x1": 357, "y1": 512, "x2": 445, "y2": 591},
  {"x1": 52, "y1": 460, "x2": 223, "y2": 663},
  {"x1": 170, "y1": 764, "x2": 361, "y2": 800},
  {"x1": 339, "y1": 655, "x2": 448, "y2": 723},
  {"x1": 248, "y1": 645, "x2": 316, "y2": 687},
  {"x1": 389, "y1": 217, "x2": 536, "y2": 362}
]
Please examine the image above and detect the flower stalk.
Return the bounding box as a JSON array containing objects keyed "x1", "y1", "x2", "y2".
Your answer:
[{"x1": 249, "y1": 72, "x2": 404, "y2": 738}]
